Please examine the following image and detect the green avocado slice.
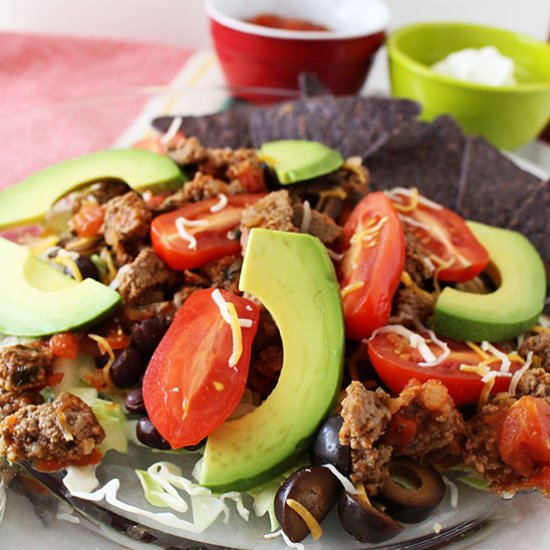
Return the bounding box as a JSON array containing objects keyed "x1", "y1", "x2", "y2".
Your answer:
[
  {"x1": 432, "y1": 221, "x2": 546, "y2": 342},
  {"x1": 199, "y1": 229, "x2": 344, "y2": 492},
  {"x1": 260, "y1": 140, "x2": 343, "y2": 184},
  {"x1": 0, "y1": 148, "x2": 186, "y2": 229},
  {"x1": 0, "y1": 237, "x2": 121, "y2": 336}
]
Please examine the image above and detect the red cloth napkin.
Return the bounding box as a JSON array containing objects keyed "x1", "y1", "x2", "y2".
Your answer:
[{"x1": 0, "y1": 32, "x2": 194, "y2": 188}]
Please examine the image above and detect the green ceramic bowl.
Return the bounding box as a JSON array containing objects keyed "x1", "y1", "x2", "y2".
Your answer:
[{"x1": 388, "y1": 22, "x2": 550, "y2": 149}]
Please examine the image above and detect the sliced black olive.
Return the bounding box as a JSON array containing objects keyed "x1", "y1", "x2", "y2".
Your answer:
[
  {"x1": 275, "y1": 466, "x2": 340, "y2": 543},
  {"x1": 377, "y1": 458, "x2": 445, "y2": 523},
  {"x1": 338, "y1": 491, "x2": 404, "y2": 543},
  {"x1": 311, "y1": 415, "x2": 351, "y2": 476}
]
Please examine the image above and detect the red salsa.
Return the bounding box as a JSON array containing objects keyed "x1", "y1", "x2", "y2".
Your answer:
[{"x1": 246, "y1": 13, "x2": 329, "y2": 31}]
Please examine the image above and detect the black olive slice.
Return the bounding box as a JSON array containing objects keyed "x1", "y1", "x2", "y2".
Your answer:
[
  {"x1": 275, "y1": 466, "x2": 340, "y2": 543},
  {"x1": 338, "y1": 490, "x2": 404, "y2": 543},
  {"x1": 378, "y1": 458, "x2": 446, "y2": 523},
  {"x1": 311, "y1": 415, "x2": 351, "y2": 475}
]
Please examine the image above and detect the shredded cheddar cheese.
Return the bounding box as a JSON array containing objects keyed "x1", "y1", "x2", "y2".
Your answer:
[
  {"x1": 31, "y1": 235, "x2": 60, "y2": 256},
  {"x1": 175, "y1": 216, "x2": 209, "y2": 250},
  {"x1": 478, "y1": 375, "x2": 496, "y2": 409},
  {"x1": 532, "y1": 325, "x2": 550, "y2": 334},
  {"x1": 88, "y1": 334, "x2": 115, "y2": 386},
  {"x1": 100, "y1": 248, "x2": 118, "y2": 284},
  {"x1": 53, "y1": 253, "x2": 83, "y2": 282},
  {"x1": 400, "y1": 271, "x2": 434, "y2": 302},
  {"x1": 341, "y1": 281, "x2": 365, "y2": 298},
  {"x1": 160, "y1": 116, "x2": 183, "y2": 145},
  {"x1": 226, "y1": 302, "x2": 243, "y2": 368},
  {"x1": 466, "y1": 341, "x2": 490, "y2": 360},
  {"x1": 392, "y1": 187, "x2": 419, "y2": 213},
  {"x1": 342, "y1": 156, "x2": 367, "y2": 184},
  {"x1": 285, "y1": 499, "x2": 323, "y2": 541},
  {"x1": 210, "y1": 193, "x2": 228, "y2": 213}
]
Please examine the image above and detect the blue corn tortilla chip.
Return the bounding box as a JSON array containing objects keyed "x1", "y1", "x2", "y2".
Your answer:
[
  {"x1": 507, "y1": 178, "x2": 550, "y2": 264},
  {"x1": 455, "y1": 136, "x2": 544, "y2": 228},
  {"x1": 248, "y1": 95, "x2": 420, "y2": 158},
  {"x1": 366, "y1": 116, "x2": 466, "y2": 208},
  {"x1": 153, "y1": 107, "x2": 254, "y2": 149}
]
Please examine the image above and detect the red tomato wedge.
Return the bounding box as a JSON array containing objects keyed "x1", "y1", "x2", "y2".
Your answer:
[
  {"x1": 142, "y1": 288, "x2": 260, "y2": 448},
  {"x1": 498, "y1": 396, "x2": 550, "y2": 478},
  {"x1": 151, "y1": 194, "x2": 264, "y2": 270},
  {"x1": 368, "y1": 329, "x2": 524, "y2": 406},
  {"x1": 389, "y1": 189, "x2": 489, "y2": 282},
  {"x1": 339, "y1": 192, "x2": 405, "y2": 340}
]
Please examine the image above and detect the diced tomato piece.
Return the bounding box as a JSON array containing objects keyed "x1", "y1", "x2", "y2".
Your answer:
[
  {"x1": 498, "y1": 396, "x2": 550, "y2": 477},
  {"x1": 49, "y1": 332, "x2": 79, "y2": 359},
  {"x1": 390, "y1": 190, "x2": 489, "y2": 282},
  {"x1": 69, "y1": 202, "x2": 105, "y2": 237},
  {"x1": 339, "y1": 192, "x2": 405, "y2": 339},
  {"x1": 368, "y1": 330, "x2": 524, "y2": 406},
  {"x1": 383, "y1": 413, "x2": 418, "y2": 447},
  {"x1": 142, "y1": 288, "x2": 260, "y2": 448},
  {"x1": 45, "y1": 372, "x2": 65, "y2": 387},
  {"x1": 151, "y1": 194, "x2": 264, "y2": 270}
]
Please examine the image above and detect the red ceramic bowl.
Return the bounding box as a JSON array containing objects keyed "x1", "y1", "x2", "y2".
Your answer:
[{"x1": 206, "y1": 0, "x2": 390, "y2": 99}]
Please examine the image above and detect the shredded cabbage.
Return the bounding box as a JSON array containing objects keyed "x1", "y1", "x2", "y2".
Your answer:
[
  {"x1": 248, "y1": 479, "x2": 282, "y2": 532},
  {"x1": 92, "y1": 397, "x2": 128, "y2": 454}
]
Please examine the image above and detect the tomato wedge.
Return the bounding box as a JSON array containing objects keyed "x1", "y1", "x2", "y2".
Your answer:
[
  {"x1": 368, "y1": 330, "x2": 524, "y2": 406},
  {"x1": 339, "y1": 192, "x2": 405, "y2": 340},
  {"x1": 498, "y1": 396, "x2": 550, "y2": 478},
  {"x1": 142, "y1": 288, "x2": 260, "y2": 448},
  {"x1": 151, "y1": 194, "x2": 264, "y2": 270},
  {"x1": 390, "y1": 190, "x2": 489, "y2": 282}
]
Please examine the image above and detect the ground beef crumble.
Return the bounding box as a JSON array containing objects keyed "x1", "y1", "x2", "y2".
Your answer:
[
  {"x1": 0, "y1": 392, "x2": 105, "y2": 464},
  {"x1": 247, "y1": 346, "x2": 284, "y2": 399},
  {"x1": 117, "y1": 247, "x2": 178, "y2": 305},
  {"x1": 239, "y1": 190, "x2": 297, "y2": 251},
  {"x1": 103, "y1": 191, "x2": 152, "y2": 264},
  {"x1": 519, "y1": 332, "x2": 550, "y2": 371},
  {"x1": 292, "y1": 203, "x2": 343, "y2": 245},
  {"x1": 339, "y1": 381, "x2": 392, "y2": 492},
  {"x1": 386, "y1": 379, "x2": 465, "y2": 461},
  {"x1": 516, "y1": 367, "x2": 550, "y2": 400},
  {"x1": 390, "y1": 287, "x2": 434, "y2": 328},
  {"x1": 0, "y1": 391, "x2": 43, "y2": 421},
  {"x1": 0, "y1": 344, "x2": 53, "y2": 393},
  {"x1": 462, "y1": 393, "x2": 524, "y2": 491},
  {"x1": 404, "y1": 228, "x2": 435, "y2": 286},
  {"x1": 167, "y1": 136, "x2": 208, "y2": 166},
  {"x1": 158, "y1": 172, "x2": 230, "y2": 212}
]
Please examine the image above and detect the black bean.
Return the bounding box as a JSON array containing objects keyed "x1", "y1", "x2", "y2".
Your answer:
[
  {"x1": 110, "y1": 346, "x2": 147, "y2": 388},
  {"x1": 124, "y1": 388, "x2": 146, "y2": 414},
  {"x1": 131, "y1": 317, "x2": 168, "y2": 353},
  {"x1": 62, "y1": 254, "x2": 100, "y2": 281},
  {"x1": 75, "y1": 255, "x2": 100, "y2": 281},
  {"x1": 136, "y1": 417, "x2": 171, "y2": 450}
]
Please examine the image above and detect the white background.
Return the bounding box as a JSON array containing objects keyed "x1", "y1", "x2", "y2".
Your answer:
[{"x1": 0, "y1": 0, "x2": 549, "y2": 46}]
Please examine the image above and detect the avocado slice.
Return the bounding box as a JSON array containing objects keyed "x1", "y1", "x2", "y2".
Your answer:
[
  {"x1": 199, "y1": 229, "x2": 344, "y2": 492},
  {"x1": 0, "y1": 237, "x2": 121, "y2": 336},
  {"x1": 432, "y1": 221, "x2": 546, "y2": 342},
  {"x1": 0, "y1": 149, "x2": 186, "y2": 229},
  {"x1": 259, "y1": 140, "x2": 343, "y2": 184}
]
